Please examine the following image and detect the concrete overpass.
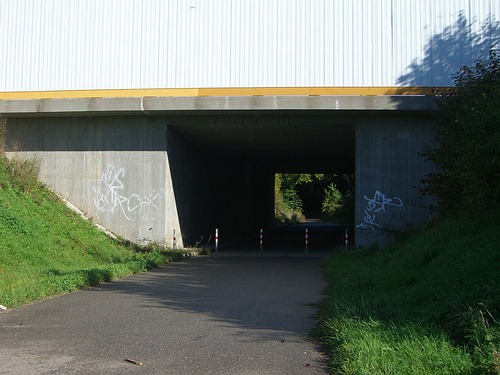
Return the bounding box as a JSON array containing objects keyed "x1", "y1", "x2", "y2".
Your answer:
[{"x1": 1, "y1": 93, "x2": 438, "y2": 248}]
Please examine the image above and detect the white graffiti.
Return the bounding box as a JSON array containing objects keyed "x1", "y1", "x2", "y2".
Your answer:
[
  {"x1": 357, "y1": 190, "x2": 403, "y2": 231},
  {"x1": 92, "y1": 164, "x2": 160, "y2": 221}
]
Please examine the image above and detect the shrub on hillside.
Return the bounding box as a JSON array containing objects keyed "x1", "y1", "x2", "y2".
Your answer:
[
  {"x1": 423, "y1": 51, "x2": 500, "y2": 214},
  {"x1": 0, "y1": 117, "x2": 41, "y2": 193}
]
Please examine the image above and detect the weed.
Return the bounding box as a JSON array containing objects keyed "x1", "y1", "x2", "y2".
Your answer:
[
  {"x1": 0, "y1": 117, "x2": 6, "y2": 154},
  {"x1": 461, "y1": 304, "x2": 500, "y2": 374},
  {"x1": 5, "y1": 155, "x2": 41, "y2": 193}
]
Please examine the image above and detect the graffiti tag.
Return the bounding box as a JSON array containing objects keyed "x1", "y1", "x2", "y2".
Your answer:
[
  {"x1": 357, "y1": 190, "x2": 403, "y2": 231},
  {"x1": 92, "y1": 164, "x2": 160, "y2": 221}
]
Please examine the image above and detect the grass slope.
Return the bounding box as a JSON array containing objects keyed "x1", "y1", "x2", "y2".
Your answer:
[
  {"x1": 316, "y1": 211, "x2": 500, "y2": 374},
  {"x1": 0, "y1": 156, "x2": 184, "y2": 308}
]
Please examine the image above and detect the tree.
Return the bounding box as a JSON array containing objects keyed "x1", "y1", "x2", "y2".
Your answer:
[
  {"x1": 321, "y1": 183, "x2": 342, "y2": 217},
  {"x1": 274, "y1": 173, "x2": 306, "y2": 223},
  {"x1": 423, "y1": 51, "x2": 500, "y2": 214},
  {"x1": 274, "y1": 173, "x2": 354, "y2": 223},
  {"x1": 320, "y1": 175, "x2": 354, "y2": 224}
]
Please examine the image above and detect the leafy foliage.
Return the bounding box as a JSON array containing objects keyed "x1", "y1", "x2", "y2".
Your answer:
[
  {"x1": 274, "y1": 173, "x2": 306, "y2": 222},
  {"x1": 321, "y1": 175, "x2": 355, "y2": 224},
  {"x1": 321, "y1": 183, "x2": 342, "y2": 216},
  {"x1": 0, "y1": 118, "x2": 6, "y2": 154},
  {"x1": 275, "y1": 173, "x2": 354, "y2": 223},
  {"x1": 423, "y1": 51, "x2": 500, "y2": 214}
]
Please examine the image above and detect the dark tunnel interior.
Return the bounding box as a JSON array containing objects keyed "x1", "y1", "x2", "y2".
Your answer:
[
  {"x1": 166, "y1": 111, "x2": 356, "y2": 173},
  {"x1": 166, "y1": 111, "x2": 356, "y2": 249}
]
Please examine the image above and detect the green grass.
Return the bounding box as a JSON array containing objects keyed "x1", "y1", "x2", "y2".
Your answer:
[
  {"x1": 315, "y1": 210, "x2": 500, "y2": 374},
  {"x1": 0, "y1": 155, "x2": 193, "y2": 308}
]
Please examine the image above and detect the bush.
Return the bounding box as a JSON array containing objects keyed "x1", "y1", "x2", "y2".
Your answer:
[
  {"x1": 320, "y1": 173, "x2": 355, "y2": 223},
  {"x1": 0, "y1": 117, "x2": 41, "y2": 193},
  {"x1": 423, "y1": 51, "x2": 500, "y2": 214},
  {"x1": 0, "y1": 117, "x2": 6, "y2": 154},
  {"x1": 274, "y1": 173, "x2": 306, "y2": 223}
]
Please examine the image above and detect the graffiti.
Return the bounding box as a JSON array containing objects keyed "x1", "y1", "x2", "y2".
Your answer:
[
  {"x1": 357, "y1": 190, "x2": 403, "y2": 231},
  {"x1": 92, "y1": 164, "x2": 160, "y2": 221}
]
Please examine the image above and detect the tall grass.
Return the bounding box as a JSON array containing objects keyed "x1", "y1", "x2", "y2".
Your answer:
[{"x1": 315, "y1": 210, "x2": 500, "y2": 374}]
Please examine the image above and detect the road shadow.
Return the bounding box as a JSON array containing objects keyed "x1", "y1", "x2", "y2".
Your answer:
[{"x1": 80, "y1": 256, "x2": 326, "y2": 337}]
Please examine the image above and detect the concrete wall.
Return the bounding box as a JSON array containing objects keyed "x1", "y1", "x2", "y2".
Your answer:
[
  {"x1": 5, "y1": 116, "x2": 179, "y2": 246},
  {"x1": 355, "y1": 114, "x2": 437, "y2": 248}
]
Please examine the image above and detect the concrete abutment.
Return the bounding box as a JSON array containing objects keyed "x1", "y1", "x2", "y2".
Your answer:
[{"x1": 355, "y1": 114, "x2": 437, "y2": 247}]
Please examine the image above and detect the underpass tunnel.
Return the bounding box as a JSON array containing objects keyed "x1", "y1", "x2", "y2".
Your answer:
[
  {"x1": 166, "y1": 112, "x2": 356, "y2": 249},
  {"x1": 3, "y1": 108, "x2": 435, "y2": 249}
]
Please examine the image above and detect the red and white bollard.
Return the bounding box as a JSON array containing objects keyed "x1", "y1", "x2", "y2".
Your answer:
[
  {"x1": 259, "y1": 228, "x2": 263, "y2": 256},
  {"x1": 215, "y1": 228, "x2": 219, "y2": 255},
  {"x1": 305, "y1": 228, "x2": 309, "y2": 257},
  {"x1": 345, "y1": 228, "x2": 349, "y2": 254},
  {"x1": 172, "y1": 228, "x2": 177, "y2": 250}
]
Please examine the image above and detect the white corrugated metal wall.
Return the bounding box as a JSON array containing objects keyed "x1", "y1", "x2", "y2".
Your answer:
[{"x1": 0, "y1": 0, "x2": 498, "y2": 92}]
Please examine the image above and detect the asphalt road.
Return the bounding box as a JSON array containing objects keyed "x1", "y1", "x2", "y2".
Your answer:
[{"x1": 0, "y1": 255, "x2": 329, "y2": 374}]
